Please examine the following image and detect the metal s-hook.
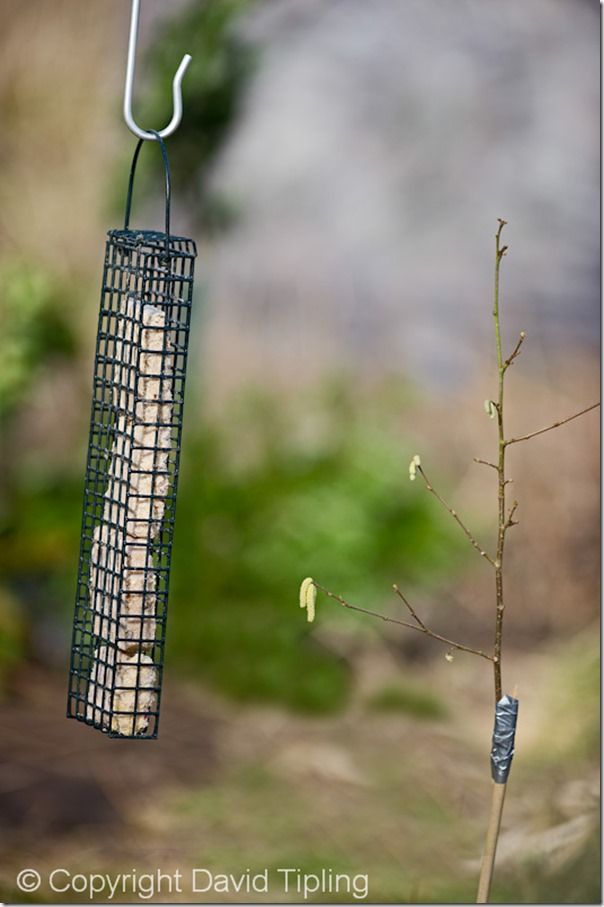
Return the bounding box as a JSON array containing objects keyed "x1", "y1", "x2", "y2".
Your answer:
[{"x1": 123, "y1": 0, "x2": 192, "y2": 141}]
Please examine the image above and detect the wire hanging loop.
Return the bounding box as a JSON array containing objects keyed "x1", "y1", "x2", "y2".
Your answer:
[
  {"x1": 124, "y1": 130, "x2": 172, "y2": 256},
  {"x1": 123, "y1": 0, "x2": 192, "y2": 141}
]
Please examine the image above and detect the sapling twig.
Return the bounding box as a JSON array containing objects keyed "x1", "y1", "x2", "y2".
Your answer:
[
  {"x1": 504, "y1": 402, "x2": 599, "y2": 446},
  {"x1": 298, "y1": 219, "x2": 599, "y2": 903},
  {"x1": 414, "y1": 463, "x2": 496, "y2": 566},
  {"x1": 310, "y1": 580, "x2": 494, "y2": 662}
]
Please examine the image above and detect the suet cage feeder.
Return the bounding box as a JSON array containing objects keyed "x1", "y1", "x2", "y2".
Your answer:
[{"x1": 67, "y1": 135, "x2": 196, "y2": 737}]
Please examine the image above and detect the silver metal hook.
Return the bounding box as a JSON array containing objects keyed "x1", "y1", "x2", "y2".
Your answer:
[{"x1": 123, "y1": 0, "x2": 192, "y2": 141}]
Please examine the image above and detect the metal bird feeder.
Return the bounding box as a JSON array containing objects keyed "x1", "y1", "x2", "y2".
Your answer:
[{"x1": 67, "y1": 2, "x2": 196, "y2": 738}]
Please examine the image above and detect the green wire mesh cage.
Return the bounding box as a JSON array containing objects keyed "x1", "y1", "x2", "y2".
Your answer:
[{"x1": 67, "y1": 135, "x2": 197, "y2": 738}]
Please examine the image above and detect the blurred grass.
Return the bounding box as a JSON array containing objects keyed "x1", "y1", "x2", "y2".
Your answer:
[
  {"x1": 366, "y1": 681, "x2": 448, "y2": 720},
  {"x1": 489, "y1": 831, "x2": 600, "y2": 904},
  {"x1": 548, "y1": 630, "x2": 600, "y2": 762},
  {"x1": 523, "y1": 628, "x2": 600, "y2": 769},
  {"x1": 158, "y1": 760, "x2": 467, "y2": 902},
  {"x1": 120, "y1": 633, "x2": 599, "y2": 905}
]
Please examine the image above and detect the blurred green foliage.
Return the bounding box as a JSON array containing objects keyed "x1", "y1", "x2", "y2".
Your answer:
[
  {"x1": 0, "y1": 261, "x2": 75, "y2": 419},
  {"x1": 168, "y1": 387, "x2": 465, "y2": 712},
  {"x1": 366, "y1": 681, "x2": 448, "y2": 720},
  {"x1": 137, "y1": 0, "x2": 256, "y2": 231},
  {"x1": 0, "y1": 259, "x2": 78, "y2": 673},
  {"x1": 0, "y1": 585, "x2": 24, "y2": 694},
  {"x1": 0, "y1": 9, "x2": 466, "y2": 705},
  {"x1": 1, "y1": 383, "x2": 465, "y2": 712}
]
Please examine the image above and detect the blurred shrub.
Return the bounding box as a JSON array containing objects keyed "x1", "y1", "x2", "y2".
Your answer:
[
  {"x1": 169, "y1": 386, "x2": 465, "y2": 712},
  {"x1": 1, "y1": 381, "x2": 466, "y2": 712},
  {"x1": 0, "y1": 471, "x2": 82, "y2": 671},
  {"x1": 138, "y1": 0, "x2": 256, "y2": 231},
  {"x1": 0, "y1": 260, "x2": 75, "y2": 420},
  {"x1": 0, "y1": 472, "x2": 82, "y2": 578},
  {"x1": 0, "y1": 585, "x2": 25, "y2": 695}
]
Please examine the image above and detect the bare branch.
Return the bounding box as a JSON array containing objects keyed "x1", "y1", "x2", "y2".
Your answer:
[
  {"x1": 474, "y1": 457, "x2": 498, "y2": 471},
  {"x1": 492, "y1": 218, "x2": 507, "y2": 703},
  {"x1": 503, "y1": 332, "x2": 526, "y2": 371},
  {"x1": 505, "y1": 500, "x2": 519, "y2": 529},
  {"x1": 505, "y1": 402, "x2": 599, "y2": 446},
  {"x1": 392, "y1": 583, "x2": 427, "y2": 629},
  {"x1": 313, "y1": 581, "x2": 494, "y2": 662},
  {"x1": 416, "y1": 465, "x2": 496, "y2": 567}
]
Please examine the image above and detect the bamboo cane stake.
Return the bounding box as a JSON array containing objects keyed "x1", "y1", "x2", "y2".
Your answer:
[
  {"x1": 476, "y1": 684, "x2": 518, "y2": 903},
  {"x1": 476, "y1": 780, "x2": 507, "y2": 902}
]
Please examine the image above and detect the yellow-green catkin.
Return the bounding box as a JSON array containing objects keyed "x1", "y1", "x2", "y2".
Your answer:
[
  {"x1": 484, "y1": 399, "x2": 496, "y2": 419},
  {"x1": 299, "y1": 577, "x2": 317, "y2": 622},
  {"x1": 408, "y1": 454, "x2": 421, "y2": 481}
]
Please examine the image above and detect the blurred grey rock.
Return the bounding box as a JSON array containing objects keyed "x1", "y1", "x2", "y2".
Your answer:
[{"x1": 204, "y1": 0, "x2": 598, "y2": 392}]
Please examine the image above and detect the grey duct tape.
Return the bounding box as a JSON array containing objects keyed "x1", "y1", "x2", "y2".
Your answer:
[{"x1": 490, "y1": 694, "x2": 519, "y2": 784}]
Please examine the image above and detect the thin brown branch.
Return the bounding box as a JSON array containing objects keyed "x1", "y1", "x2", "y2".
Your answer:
[
  {"x1": 503, "y1": 331, "x2": 526, "y2": 371},
  {"x1": 312, "y1": 582, "x2": 494, "y2": 662},
  {"x1": 474, "y1": 457, "x2": 498, "y2": 471},
  {"x1": 417, "y1": 465, "x2": 496, "y2": 567},
  {"x1": 505, "y1": 402, "x2": 599, "y2": 446},
  {"x1": 492, "y1": 218, "x2": 507, "y2": 703},
  {"x1": 392, "y1": 583, "x2": 426, "y2": 629},
  {"x1": 505, "y1": 500, "x2": 519, "y2": 529}
]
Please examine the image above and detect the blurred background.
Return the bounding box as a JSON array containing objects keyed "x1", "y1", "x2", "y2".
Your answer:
[{"x1": 0, "y1": 0, "x2": 599, "y2": 902}]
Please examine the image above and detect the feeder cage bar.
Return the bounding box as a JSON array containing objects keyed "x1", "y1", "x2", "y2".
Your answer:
[{"x1": 67, "y1": 136, "x2": 196, "y2": 738}]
